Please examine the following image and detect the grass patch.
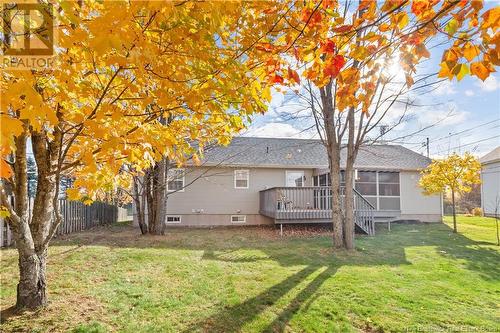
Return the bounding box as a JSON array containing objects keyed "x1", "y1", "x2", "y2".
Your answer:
[{"x1": 1, "y1": 217, "x2": 499, "y2": 332}]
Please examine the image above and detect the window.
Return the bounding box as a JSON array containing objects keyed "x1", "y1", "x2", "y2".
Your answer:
[
  {"x1": 166, "y1": 216, "x2": 181, "y2": 223},
  {"x1": 167, "y1": 168, "x2": 185, "y2": 192},
  {"x1": 231, "y1": 215, "x2": 246, "y2": 223},
  {"x1": 319, "y1": 174, "x2": 328, "y2": 186},
  {"x1": 286, "y1": 171, "x2": 305, "y2": 187},
  {"x1": 234, "y1": 170, "x2": 249, "y2": 189}
]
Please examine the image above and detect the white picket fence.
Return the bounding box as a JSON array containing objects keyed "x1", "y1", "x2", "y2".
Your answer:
[{"x1": 1, "y1": 198, "x2": 120, "y2": 247}]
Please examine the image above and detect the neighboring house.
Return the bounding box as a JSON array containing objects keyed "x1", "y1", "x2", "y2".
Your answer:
[
  {"x1": 135, "y1": 137, "x2": 442, "y2": 234},
  {"x1": 480, "y1": 146, "x2": 500, "y2": 217}
]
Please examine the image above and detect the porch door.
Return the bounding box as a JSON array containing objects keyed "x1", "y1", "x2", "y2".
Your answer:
[
  {"x1": 314, "y1": 174, "x2": 331, "y2": 210},
  {"x1": 286, "y1": 171, "x2": 305, "y2": 187}
]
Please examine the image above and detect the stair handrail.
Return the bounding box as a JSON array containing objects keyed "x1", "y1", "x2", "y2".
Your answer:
[{"x1": 353, "y1": 188, "x2": 375, "y2": 209}]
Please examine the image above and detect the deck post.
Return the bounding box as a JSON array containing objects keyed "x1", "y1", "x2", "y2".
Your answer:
[{"x1": 280, "y1": 223, "x2": 283, "y2": 237}]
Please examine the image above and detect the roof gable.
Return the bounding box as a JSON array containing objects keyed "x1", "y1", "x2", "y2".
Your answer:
[{"x1": 480, "y1": 146, "x2": 500, "y2": 164}]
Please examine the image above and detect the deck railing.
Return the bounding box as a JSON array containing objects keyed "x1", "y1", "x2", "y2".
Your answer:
[{"x1": 259, "y1": 186, "x2": 375, "y2": 235}]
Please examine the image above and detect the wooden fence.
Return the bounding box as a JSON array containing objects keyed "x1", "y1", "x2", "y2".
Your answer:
[{"x1": 1, "y1": 199, "x2": 118, "y2": 247}]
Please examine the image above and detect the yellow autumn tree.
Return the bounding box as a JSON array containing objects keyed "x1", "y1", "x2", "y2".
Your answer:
[
  {"x1": 419, "y1": 153, "x2": 481, "y2": 233},
  {"x1": 0, "y1": 1, "x2": 282, "y2": 310}
]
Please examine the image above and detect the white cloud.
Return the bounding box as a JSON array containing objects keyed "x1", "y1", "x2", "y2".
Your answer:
[
  {"x1": 416, "y1": 106, "x2": 469, "y2": 127},
  {"x1": 465, "y1": 90, "x2": 474, "y2": 96},
  {"x1": 432, "y1": 80, "x2": 457, "y2": 96},
  {"x1": 475, "y1": 75, "x2": 500, "y2": 92},
  {"x1": 245, "y1": 123, "x2": 315, "y2": 139}
]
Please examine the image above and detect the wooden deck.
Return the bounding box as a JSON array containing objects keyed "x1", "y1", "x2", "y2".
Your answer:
[{"x1": 259, "y1": 186, "x2": 375, "y2": 235}]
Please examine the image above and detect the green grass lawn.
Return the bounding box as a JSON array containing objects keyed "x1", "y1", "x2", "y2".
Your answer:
[{"x1": 1, "y1": 216, "x2": 499, "y2": 333}]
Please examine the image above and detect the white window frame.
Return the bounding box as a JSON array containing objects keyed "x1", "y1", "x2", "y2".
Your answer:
[
  {"x1": 231, "y1": 215, "x2": 246, "y2": 223},
  {"x1": 167, "y1": 168, "x2": 185, "y2": 192},
  {"x1": 285, "y1": 170, "x2": 305, "y2": 187},
  {"x1": 234, "y1": 169, "x2": 249, "y2": 189},
  {"x1": 166, "y1": 215, "x2": 181, "y2": 224}
]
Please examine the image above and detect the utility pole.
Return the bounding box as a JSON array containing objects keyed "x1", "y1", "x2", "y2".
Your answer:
[{"x1": 426, "y1": 137, "x2": 430, "y2": 158}]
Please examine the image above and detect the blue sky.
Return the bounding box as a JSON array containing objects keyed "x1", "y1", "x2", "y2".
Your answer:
[{"x1": 243, "y1": 27, "x2": 500, "y2": 159}]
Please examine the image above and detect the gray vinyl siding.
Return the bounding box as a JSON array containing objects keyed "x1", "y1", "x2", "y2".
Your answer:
[
  {"x1": 399, "y1": 171, "x2": 442, "y2": 220},
  {"x1": 481, "y1": 161, "x2": 500, "y2": 217},
  {"x1": 164, "y1": 167, "x2": 442, "y2": 223},
  {"x1": 166, "y1": 167, "x2": 314, "y2": 216}
]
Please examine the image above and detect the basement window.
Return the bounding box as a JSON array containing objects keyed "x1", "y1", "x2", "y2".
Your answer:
[
  {"x1": 231, "y1": 215, "x2": 246, "y2": 223},
  {"x1": 166, "y1": 216, "x2": 181, "y2": 223}
]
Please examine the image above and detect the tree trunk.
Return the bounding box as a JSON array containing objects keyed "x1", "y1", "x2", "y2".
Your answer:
[
  {"x1": 451, "y1": 188, "x2": 457, "y2": 233},
  {"x1": 343, "y1": 106, "x2": 356, "y2": 250},
  {"x1": 328, "y1": 152, "x2": 343, "y2": 248},
  {"x1": 344, "y1": 164, "x2": 355, "y2": 250},
  {"x1": 16, "y1": 249, "x2": 48, "y2": 309},
  {"x1": 320, "y1": 84, "x2": 344, "y2": 248},
  {"x1": 496, "y1": 217, "x2": 499, "y2": 246},
  {"x1": 145, "y1": 169, "x2": 156, "y2": 233},
  {"x1": 144, "y1": 160, "x2": 166, "y2": 235},
  {"x1": 132, "y1": 177, "x2": 148, "y2": 235},
  {"x1": 150, "y1": 158, "x2": 166, "y2": 235}
]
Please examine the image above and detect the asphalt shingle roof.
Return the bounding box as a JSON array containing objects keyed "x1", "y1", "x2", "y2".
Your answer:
[{"x1": 201, "y1": 137, "x2": 431, "y2": 170}]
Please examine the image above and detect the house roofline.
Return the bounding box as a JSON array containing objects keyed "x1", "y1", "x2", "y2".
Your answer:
[
  {"x1": 481, "y1": 158, "x2": 500, "y2": 166},
  {"x1": 186, "y1": 162, "x2": 424, "y2": 172}
]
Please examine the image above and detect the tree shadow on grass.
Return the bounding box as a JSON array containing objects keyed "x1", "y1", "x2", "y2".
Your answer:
[
  {"x1": 433, "y1": 225, "x2": 500, "y2": 281},
  {"x1": 0, "y1": 306, "x2": 18, "y2": 324},
  {"x1": 175, "y1": 223, "x2": 500, "y2": 332},
  {"x1": 179, "y1": 265, "x2": 338, "y2": 333},
  {"x1": 3, "y1": 222, "x2": 497, "y2": 332}
]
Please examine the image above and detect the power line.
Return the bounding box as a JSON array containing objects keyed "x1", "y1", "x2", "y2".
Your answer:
[
  {"x1": 431, "y1": 118, "x2": 500, "y2": 144},
  {"x1": 388, "y1": 118, "x2": 500, "y2": 148},
  {"x1": 434, "y1": 134, "x2": 500, "y2": 154}
]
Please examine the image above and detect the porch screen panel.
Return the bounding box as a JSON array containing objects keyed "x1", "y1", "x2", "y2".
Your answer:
[
  {"x1": 378, "y1": 171, "x2": 400, "y2": 210},
  {"x1": 355, "y1": 171, "x2": 377, "y2": 209}
]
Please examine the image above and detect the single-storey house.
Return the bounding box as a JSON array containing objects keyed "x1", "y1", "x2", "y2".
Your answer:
[
  {"x1": 137, "y1": 137, "x2": 442, "y2": 234},
  {"x1": 480, "y1": 146, "x2": 500, "y2": 217}
]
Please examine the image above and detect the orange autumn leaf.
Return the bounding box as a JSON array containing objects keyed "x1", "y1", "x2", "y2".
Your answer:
[
  {"x1": 287, "y1": 67, "x2": 301, "y2": 84},
  {"x1": 324, "y1": 55, "x2": 346, "y2": 78},
  {"x1": 463, "y1": 42, "x2": 480, "y2": 62},
  {"x1": 270, "y1": 74, "x2": 284, "y2": 84},
  {"x1": 334, "y1": 25, "x2": 353, "y2": 33},
  {"x1": 0, "y1": 158, "x2": 13, "y2": 179},
  {"x1": 470, "y1": 61, "x2": 491, "y2": 81},
  {"x1": 481, "y1": 7, "x2": 500, "y2": 29},
  {"x1": 415, "y1": 44, "x2": 431, "y2": 59},
  {"x1": 256, "y1": 43, "x2": 274, "y2": 52},
  {"x1": 320, "y1": 39, "x2": 336, "y2": 54}
]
